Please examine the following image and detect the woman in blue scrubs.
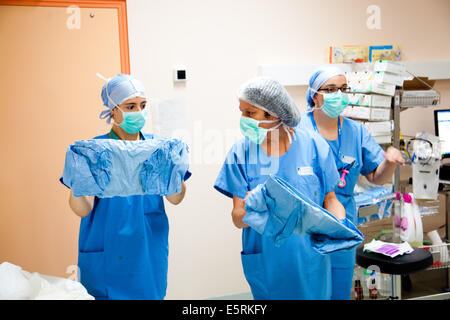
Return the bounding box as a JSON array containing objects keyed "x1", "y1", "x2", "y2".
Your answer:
[
  {"x1": 64, "y1": 74, "x2": 190, "y2": 300},
  {"x1": 299, "y1": 66, "x2": 404, "y2": 300},
  {"x1": 214, "y1": 77, "x2": 346, "y2": 300}
]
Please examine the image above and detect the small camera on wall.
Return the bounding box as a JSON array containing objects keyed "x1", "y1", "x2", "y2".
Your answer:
[{"x1": 173, "y1": 68, "x2": 187, "y2": 82}]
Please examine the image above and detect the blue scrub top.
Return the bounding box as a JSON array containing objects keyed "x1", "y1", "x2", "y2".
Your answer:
[
  {"x1": 214, "y1": 128, "x2": 340, "y2": 300},
  {"x1": 299, "y1": 114, "x2": 385, "y2": 226},
  {"x1": 61, "y1": 131, "x2": 191, "y2": 300}
]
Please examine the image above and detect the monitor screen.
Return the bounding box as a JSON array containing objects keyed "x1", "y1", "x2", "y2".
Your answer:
[{"x1": 435, "y1": 109, "x2": 450, "y2": 158}]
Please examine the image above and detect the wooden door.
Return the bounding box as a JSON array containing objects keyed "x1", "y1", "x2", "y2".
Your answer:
[{"x1": 0, "y1": 1, "x2": 129, "y2": 278}]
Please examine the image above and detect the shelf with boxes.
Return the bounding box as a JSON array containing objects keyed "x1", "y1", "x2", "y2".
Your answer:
[{"x1": 341, "y1": 60, "x2": 405, "y2": 146}]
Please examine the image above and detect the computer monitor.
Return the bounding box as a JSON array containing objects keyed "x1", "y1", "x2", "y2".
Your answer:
[{"x1": 434, "y1": 109, "x2": 450, "y2": 159}]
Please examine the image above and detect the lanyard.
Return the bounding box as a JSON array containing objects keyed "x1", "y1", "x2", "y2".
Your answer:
[
  {"x1": 308, "y1": 112, "x2": 343, "y2": 160},
  {"x1": 308, "y1": 113, "x2": 351, "y2": 188}
]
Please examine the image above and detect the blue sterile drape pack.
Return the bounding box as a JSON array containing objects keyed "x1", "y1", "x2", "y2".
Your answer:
[
  {"x1": 244, "y1": 175, "x2": 364, "y2": 254},
  {"x1": 62, "y1": 137, "x2": 189, "y2": 198}
]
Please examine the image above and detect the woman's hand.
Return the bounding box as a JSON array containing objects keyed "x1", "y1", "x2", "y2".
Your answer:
[
  {"x1": 165, "y1": 181, "x2": 186, "y2": 205},
  {"x1": 367, "y1": 146, "x2": 405, "y2": 185},
  {"x1": 384, "y1": 146, "x2": 405, "y2": 165},
  {"x1": 323, "y1": 191, "x2": 346, "y2": 220},
  {"x1": 232, "y1": 192, "x2": 251, "y2": 229},
  {"x1": 68, "y1": 190, "x2": 94, "y2": 218}
]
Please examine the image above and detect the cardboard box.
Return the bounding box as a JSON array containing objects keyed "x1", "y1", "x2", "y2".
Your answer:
[
  {"x1": 373, "y1": 60, "x2": 406, "y2": 75},
  {"x1": 373, "y1": 71, "x2": 404, "y2": 86},
  {"x1": 359, "y1": 217, "x2": 394, "y2": 244},
  {"x1": 348, "y1": 93, "x2": 392, "y2": 108}
]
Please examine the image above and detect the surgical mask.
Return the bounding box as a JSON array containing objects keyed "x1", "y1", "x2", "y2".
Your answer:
[
  {"x1": 240, "y1": 116, "x2": 282, "y2": 144},
  {"x1": 114, "y1": 108, "x2": 148, "y2": 134},
  {"x1": 311, "y1": 89, "x2": 349, "y2": 118}
]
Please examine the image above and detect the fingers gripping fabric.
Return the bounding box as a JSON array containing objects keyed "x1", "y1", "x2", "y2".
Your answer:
[
  {"x1": 140, "y1": 139, "x2": 189, "y2": 196},
  {"x1": 244, "y1": 175, "x2": 364, "y2": 254},
  {"x1": 62, "y1": 138, "x2": 189, "y2": 198}
]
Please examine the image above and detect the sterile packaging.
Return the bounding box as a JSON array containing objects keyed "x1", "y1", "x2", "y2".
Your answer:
[
  {"x1": 373, "y1": 135, "x2": 392, "y2": 145},
  {"x1": 369, "y1": 107, "x2": 391, "y2": 121},
  {"x1": 364, "y1": 239, "x2": 414, "y2": 258},
  {"x1": 373, "y1": 60, "x2": 406, "y2": 75},
  {"x1": 348, "y1": 80, "x2": 396, "y2": 96},
  {"x1": 364, "y1": 121, "x2": 393, "y2": 135},
  {"x1": 354, "y1": 185, "x2": 393, "y2": 224},
  {"x1": 373, "y1": 71, "x2": 405, "y2": 86},
  {"x1": 343, "y1": 106, "x2": 391, "y2": 121},
  {"x1": 348, "y1": 93, "x2": 392, "y2": 108},
  {"x1": 243, "y1": 175, "x2": 364, "y2": 252}
]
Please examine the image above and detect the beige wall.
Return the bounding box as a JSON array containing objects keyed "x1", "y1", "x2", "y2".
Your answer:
[
  {"x1": 127, "y1": 0, "x2": 450, "y2": 299},
  {"x1": 0, "y1": 5, "x2": 121, "y2": 277}
]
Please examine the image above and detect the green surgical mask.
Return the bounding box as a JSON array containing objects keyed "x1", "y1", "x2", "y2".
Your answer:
[
  {"x1": 313, "y1": 89, "x2": 349, "y2": 118},
  {"x1": 240, "y1": 116, "x2": 281, "y2": 144},
  {"x1": 114, "y1": 108, "x2": 148, "y2": 134}
]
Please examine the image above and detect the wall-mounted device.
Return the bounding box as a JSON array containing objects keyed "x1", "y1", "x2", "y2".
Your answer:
[{"x1": 174, "y1": 68, "x2": 187, "y2": 82}]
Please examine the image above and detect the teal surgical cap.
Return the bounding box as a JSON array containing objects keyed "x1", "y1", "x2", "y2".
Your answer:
[
  {"x1": 99, "y1": 73, "x2": 147, "y2": 123},
  {"x1": 306, "y1": 66, "x2": 345, "y2": 111}
]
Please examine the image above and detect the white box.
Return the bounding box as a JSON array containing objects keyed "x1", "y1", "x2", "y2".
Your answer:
[
  {"x1": 342, "y1": 106, "x2": 391, "y2": 121},
  {"x1": 373, "y1": 135, "x2": 392, "y2": 144},
  {"x1": 373, "y1": 60, "x2": 406, "y2": 75},
  {"x1": 348, "y1": 80, "x2": 396, "y2": 96},
  {"x1": 370, "y1": 107, "x2": 391, "y2": 121},
  {"x1": 364, "y1": 120, "x2": 393, "y2": 136},
  {"x1": 348, "y1": 93, "x2": 392, "y2": 108},
  {"x1": 373, "y1": 71, "x2": 404, "y2": 86}
]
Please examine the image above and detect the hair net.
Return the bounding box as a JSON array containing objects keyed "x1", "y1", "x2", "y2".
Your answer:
[
  {"x1": 99, "y1": 73, "x2": 147, "y2": 123},
  {"x1": 306, "y1": 66, "x2": 345, "y2": 111},
  {"x1": 237, "y1": 77, "x2": 300, "y2": 127}
]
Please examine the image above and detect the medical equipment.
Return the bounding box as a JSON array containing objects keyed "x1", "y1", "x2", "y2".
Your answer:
[
  {"x1": 434, "y1": 109, "x2": 450, "y2": 159},
  {"x1": 407, "y1": 132, "x2": 441, "y2": 200},
  {"x1": 243, "y1": 175, "x2": 364, "y2": 253},
  {"x1": 237, "y1": 77, "x2": 300, "y2": 127},
  {"x1": 62, "y1": 137, "x2": 190, "y2": 198},
  {"x1": 348, "y1": 93, "x2": 392, "y2": 108}
]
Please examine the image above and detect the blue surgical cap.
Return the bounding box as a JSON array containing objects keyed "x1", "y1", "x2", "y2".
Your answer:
[
  {"x1": 99, "y1": 73, "x2": 147, "y2": 123},
  {"x1": 306, "y1": 66, "x2": 345, "y2": 111}
]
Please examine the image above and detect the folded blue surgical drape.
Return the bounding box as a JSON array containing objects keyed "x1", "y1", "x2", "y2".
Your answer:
[
  {"x1": 62, "y1": 137, "x2": 190, "y2": 198},
  {"x1": 244, "y1": 175, "x2": 364, "y2": 254}
]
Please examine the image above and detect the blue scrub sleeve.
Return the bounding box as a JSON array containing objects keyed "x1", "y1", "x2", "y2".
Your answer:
[
  {"x1": 313, "y1": 134, "x2": 340, "y2": 195},
  {"x1": 360, "y1": 125, "x2": 385, "y2": 176},
  {"x1": 214, "y1": 144, "x2": 249, "y2": 200}
]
